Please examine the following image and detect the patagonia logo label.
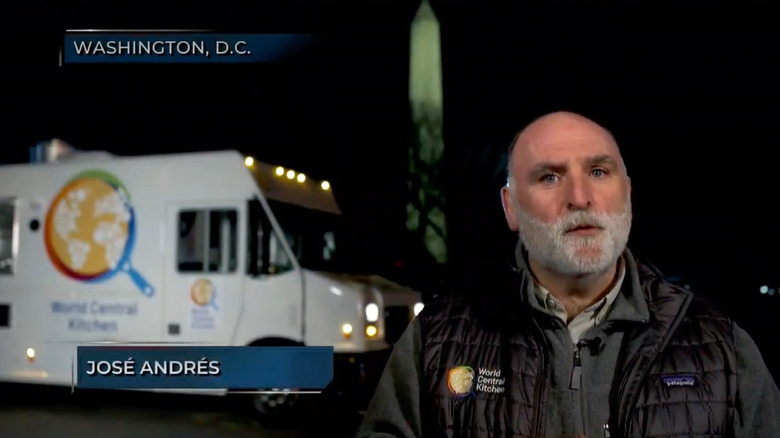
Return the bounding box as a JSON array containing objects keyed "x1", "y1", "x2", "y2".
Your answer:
[{"x1": 662, "y1": 374, "x2": 697, "y2": 387}]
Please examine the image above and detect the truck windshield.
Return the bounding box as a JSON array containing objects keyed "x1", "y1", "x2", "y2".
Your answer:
[{"x1": 266, "y1": 199, "x2": 356, "y2": 274}]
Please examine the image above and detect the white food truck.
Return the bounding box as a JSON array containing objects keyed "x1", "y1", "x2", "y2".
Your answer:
[{"x1": 0, "y1": 142, "x2": 423, "y2": 419}]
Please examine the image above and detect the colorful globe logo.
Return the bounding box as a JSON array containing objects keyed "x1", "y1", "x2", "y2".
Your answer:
[
  {"x1": 191, "y1": 278, "x2": 218, "y2": 310},
  {"x1": 447, "y1": 365, "x2": 475, "y2": 396},
  {"x1": 44, "y1": 170, "x2": 154, "y2": 296}
]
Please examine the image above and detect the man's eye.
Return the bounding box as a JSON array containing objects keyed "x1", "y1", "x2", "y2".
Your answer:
[
  {"x1": 592, "y1": 168, "x2": 608, "y2": 178},
  {"x1": 540, "y1": 174, "x2": 558, "y2": 184}
]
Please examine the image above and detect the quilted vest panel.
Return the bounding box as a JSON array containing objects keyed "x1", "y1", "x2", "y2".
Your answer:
[
  {"x1": 420, "y1": 296, "x2": 545, "y2": 438},
  {"x1": 421, "y1": 278, "x2": 737, "y2": 438},
  {"x1": 615, "y1": 298, "x2": 737, "y2": 438}
]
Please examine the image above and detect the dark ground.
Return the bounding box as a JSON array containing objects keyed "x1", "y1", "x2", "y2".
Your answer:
[{"x1": 0, "y1": 383, "x2": 363, "y2": 438}]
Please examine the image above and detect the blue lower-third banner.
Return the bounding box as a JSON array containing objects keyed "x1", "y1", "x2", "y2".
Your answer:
[
  {"x1": 63, "y1": 32, "x2": 316, "y2": 64},
  {"x1": 76, "y1": 346, "x2": 333, "y2": 389}
]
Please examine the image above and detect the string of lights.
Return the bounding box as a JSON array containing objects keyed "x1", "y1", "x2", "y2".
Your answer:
[{"x1": 243, "y1": 155, "x2": 331, "y2": 192}]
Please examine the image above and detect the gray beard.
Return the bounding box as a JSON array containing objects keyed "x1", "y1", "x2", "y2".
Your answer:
[{"x1": 515, "y1": 198, "x2": 632, "y2": 277}]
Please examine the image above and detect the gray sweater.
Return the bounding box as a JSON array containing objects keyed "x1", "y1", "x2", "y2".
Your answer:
[{"x1": 356, "y1": 268, "x2": 780, "y2": 437}]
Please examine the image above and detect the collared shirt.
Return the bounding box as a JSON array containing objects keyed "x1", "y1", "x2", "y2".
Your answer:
[{"x1": 532, "y1": 258, "x2": 626, "y2": 345}]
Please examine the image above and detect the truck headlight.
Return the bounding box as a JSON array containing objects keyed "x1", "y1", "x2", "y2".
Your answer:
[
  {"x1": 414, "y1": 302, "x2": 424, "y2": 316},
  {"x1": 365, "y1": 303, "x2": 379, "y2": 322},
  {"x1": 342, "y1": 323, "x2": 353, "y2": 339}
]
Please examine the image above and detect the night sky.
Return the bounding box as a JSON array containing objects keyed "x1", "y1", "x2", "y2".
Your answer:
[
  {"x1": 4, "y1": 1, "x2": 779, "y2": 374},
  {"x1": 3, "y1": 0, "x2": 419, "y2": 280},
  {"x1": 430, "y1": 0, "x2": 780, "y2": 375}
]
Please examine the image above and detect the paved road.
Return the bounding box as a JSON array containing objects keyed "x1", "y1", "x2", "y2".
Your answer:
[{"x1": 0, "y1": 384, "x2": 363, "y2": 438}]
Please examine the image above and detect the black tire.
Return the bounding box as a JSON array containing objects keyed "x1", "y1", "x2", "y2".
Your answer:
[
  {"x1": 247, "y1": 388, "x2": 302, "y2": 426},
  {"x1": 236, "y1": 338, "x2": 313, "y2": 427}
]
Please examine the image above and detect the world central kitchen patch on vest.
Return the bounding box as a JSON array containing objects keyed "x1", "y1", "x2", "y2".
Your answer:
[{"x1": 447, "y1": 365, "x2": 506, "y2": 396}]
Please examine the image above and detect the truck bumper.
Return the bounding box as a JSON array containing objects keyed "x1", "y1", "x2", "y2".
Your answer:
[{"x1": 326, "y1": 349, "x2": 392, "y2": 408}]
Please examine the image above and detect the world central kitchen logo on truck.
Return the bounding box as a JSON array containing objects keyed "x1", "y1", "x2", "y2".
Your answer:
[
  {"x1": 0, "y1": 145, "x2": 423, "y2": 421},
  {"x1": 45, "y1": 170, "x2": 154, "y2": 295},
  {"x1": 45, "y1": 170, "x2": 150, "y2": 333}
]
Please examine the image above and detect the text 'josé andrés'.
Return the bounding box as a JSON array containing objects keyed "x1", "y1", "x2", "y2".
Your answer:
[{"x1": 85, "y1": 358, "x2": 222, "y2": 376}]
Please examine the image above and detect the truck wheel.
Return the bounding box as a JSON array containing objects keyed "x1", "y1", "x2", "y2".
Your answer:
[
  {"x1": 241, "y1": 338, "x2": 310, "y2": 425},
  {"x1": 250, "y1": 388, "x2": 301, "y2": 423}
]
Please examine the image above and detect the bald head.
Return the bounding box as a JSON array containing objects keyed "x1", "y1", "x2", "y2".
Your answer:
[
  {"x1": 507, "y1": 111, "x2": 627, "y2": 187},
  {"x1": 500, "y1": 111, "x2": 632, "y2": 277}
]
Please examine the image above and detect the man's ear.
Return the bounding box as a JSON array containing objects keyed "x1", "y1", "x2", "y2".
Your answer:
[
  {"x1": 625, "y1": 175, "x2": 632, "y2": 205},
  {"x1": 500, "y1": 186, "x2": 520, "y2": 232}
]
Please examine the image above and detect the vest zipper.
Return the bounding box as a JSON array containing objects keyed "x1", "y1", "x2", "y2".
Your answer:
[
  {"x1": 569, "y1": 341, "x2": 586, "y2": 390},
  {"x1": 611, "y1": 351, "x2": 637, "y2": 436},
  {"x1": 571, "y1": 339, "x2": 594, "y2": 434},
  {"x1": 570, "y1": 339, "x2": 597, "y2": 390}
]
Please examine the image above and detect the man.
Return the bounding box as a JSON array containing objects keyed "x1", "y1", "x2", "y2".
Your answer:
[{"x1": 355, "y1": 111, "x2": 780, "y2": 438}]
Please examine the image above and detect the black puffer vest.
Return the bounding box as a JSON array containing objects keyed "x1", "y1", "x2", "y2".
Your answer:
[{"x1": 418, "y1": 259, "x2": 738, "y2": 438}]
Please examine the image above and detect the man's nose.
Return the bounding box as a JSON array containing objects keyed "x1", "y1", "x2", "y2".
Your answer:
[{"x1": 566, "y1": 176, "x2": 592, "y2": 210}]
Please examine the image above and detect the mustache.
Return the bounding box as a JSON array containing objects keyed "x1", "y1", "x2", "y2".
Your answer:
[{"x1": 553, "y1": 211, "x2": 610, "y2": 233}]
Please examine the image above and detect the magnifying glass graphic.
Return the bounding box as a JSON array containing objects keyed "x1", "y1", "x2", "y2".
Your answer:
[
  {"x1": 191, "y1": 278, "x2": 218, "y2": 310},
  {"x1": 44, "y1": 170, "x2": 154, "y2": 297}
]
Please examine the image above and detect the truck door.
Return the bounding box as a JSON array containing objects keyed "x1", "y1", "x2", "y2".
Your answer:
[{"x1": 163, "y1": 200, "x2": 245, "y2": 344}]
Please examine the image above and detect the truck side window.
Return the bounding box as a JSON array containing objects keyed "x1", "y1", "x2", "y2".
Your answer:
[
  {"x1": 178, "y1": 208, "x2": 238, "y2": 274},
  {"x1": 0, "y1": 199, "x2": 15, "y2": 275},
  {"x1": 208, "y1": 210, "x2": 238, "y2": 273},
  {"x1": 247, "y1": 198, "x2": 294, "y2": 276},
  {"x1": 267, "y1": 230, "x2": 293, "y2": 275},
  {"x1": 323, "y1": 231, "x2": 336, "y2": 261}
]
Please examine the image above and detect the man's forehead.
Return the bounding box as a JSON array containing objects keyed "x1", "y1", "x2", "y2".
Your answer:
[
  {"x1": 511, "y1": 114, "x2": 622, "y2": 169},
  {"x1": 520, "y1": 138, "x2": 620, "y2": 164}
]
